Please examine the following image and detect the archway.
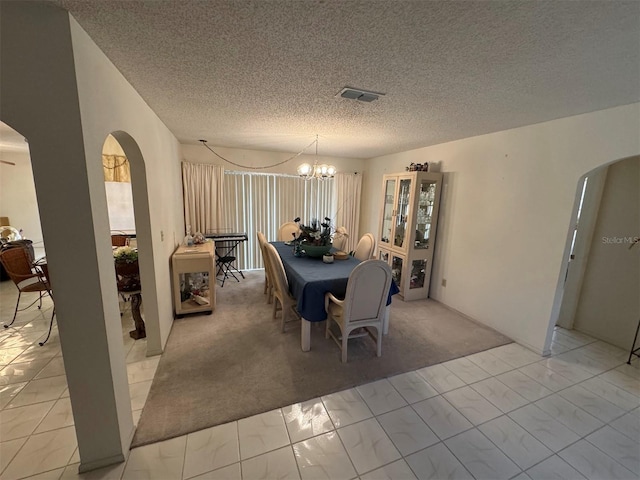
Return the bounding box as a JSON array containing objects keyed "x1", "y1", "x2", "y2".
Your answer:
[
  {"x1": 546, "y1": 155, "x2": 640, "y2": 353},
  {"x1": 103, "y1": 132, "x2": 162, "y2": 355}
]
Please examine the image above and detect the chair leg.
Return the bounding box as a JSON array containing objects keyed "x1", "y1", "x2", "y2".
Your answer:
[
  {"x1": 325, "y1": 315, "x2": 331, "y2": 339},
  {"x1": 38, "y1": 291, "x2": 43, "y2": 309},
  {"x1": 38, "y1": 309, "x2": 56, "y2": 346},
  {"x1": 4, "y1": 292, "x2": 22, "y2": 328},
  {"x1": 376, "y1": 326, "x2": 382, "y2": 357},
  {"x1": 219, "y1": 262, "x2": 240, "y2": 287},
  {"x1": 266, "y1": 282, "x2": 273, "y2": 304},
  {"x1": 281, "y1": 308, "x2": 286, "y2": 333},
  {"x1": 341, "y1": 329, "x2": 349, "y2": 363},
  {"x1": 272, "y1": 297, "x2": 279, "y2": 319}
]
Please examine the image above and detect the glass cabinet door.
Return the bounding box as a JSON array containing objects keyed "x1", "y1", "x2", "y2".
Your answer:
[
  {"x1": 179, "y1": 271, "x2": 211, "y2": 304},
  {"x1": 414, "y1": 179, "x2": 437, "y2": 250},
  {"x1": 409, "y1": 259, "x2": 427, "y2": 289},
  {"x1": 391, "y1": 255, "x2": 404, "y2": 290},
  {"x1": 380, "y1": 178, "x2": 396, "y2": 245},
  {"x1": 394, "y1": 178, "x2": 412, "y2": 248}
]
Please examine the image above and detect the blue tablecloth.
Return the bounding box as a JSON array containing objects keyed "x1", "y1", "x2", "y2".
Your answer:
[{"x1": 271, "y1": 242, "x2": 399, "y2": 322}]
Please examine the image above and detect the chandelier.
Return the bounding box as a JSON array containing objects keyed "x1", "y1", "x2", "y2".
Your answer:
[{"x1": 297, "y1": 135, "x2": 336, "y2": 180}]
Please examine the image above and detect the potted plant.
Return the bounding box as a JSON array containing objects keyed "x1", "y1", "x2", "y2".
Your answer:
[
  {"x1": 293, "y1": 217, "x2": 333, "y2": 257},
  {"x1": 113, "y1": 246, "x2": 140, "y2": 290}
]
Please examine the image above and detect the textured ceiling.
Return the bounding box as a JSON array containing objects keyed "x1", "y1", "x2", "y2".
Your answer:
[{"x1": 39, "y1": 0, "x2": 640, "y2": 158}]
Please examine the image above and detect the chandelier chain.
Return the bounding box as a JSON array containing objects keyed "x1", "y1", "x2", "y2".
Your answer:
[
  {"x1": 199, "y1": 139, "x2": 317, "y2": 170},
  {"x1": 102, "y1": 154, "x2": 129, "y2": 169}
]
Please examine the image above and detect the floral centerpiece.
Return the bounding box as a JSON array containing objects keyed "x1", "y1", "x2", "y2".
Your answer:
[
  {"x1": 294, "y1": 217, "x2": 332, "y2": 245},
  {"x1": 113, "y1": 246, "x2": 138, "y2": 263},
  {"x1": 293, "y1": 217, "x2": 333, "y2": 257}
]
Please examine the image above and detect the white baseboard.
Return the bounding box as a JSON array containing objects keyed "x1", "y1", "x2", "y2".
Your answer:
[
  {"x1": 431, "y1": 299, "x2": 550, "y2": 357},
  {"x1": 77, "y1": 424, "x2": 133, "y2": 473},
  {"x1": 78, "y1": 453, "x2": 126, "y2": 474}
]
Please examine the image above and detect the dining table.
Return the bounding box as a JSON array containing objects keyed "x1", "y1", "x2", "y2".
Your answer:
[{"x1": 271, "y1": 242, "x2": 399, "y2": 351}]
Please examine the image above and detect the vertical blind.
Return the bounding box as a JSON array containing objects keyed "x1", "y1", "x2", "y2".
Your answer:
[{"x1": 223, "y1": 171, "x2": 334, "y2": 270}]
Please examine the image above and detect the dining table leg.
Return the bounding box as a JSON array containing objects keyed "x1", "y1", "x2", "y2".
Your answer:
[
  {"x1": 301, "y1": 318, "x2": 311, "y2": 351},
  {"x1": 383, "y1": 305, "x2": 391, "y2": 335}
]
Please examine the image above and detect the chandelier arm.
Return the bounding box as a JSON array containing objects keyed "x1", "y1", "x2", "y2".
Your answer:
[{"x1": 199, "y1": 139, "x2": 316, "y2": 170}]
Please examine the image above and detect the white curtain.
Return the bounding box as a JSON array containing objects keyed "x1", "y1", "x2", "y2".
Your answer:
[
  {"x1": 334, "y1": 172, "x2": 362, "y2": 253},
  {"x1": 224, "y1": 172, "x2": 334, "y2": 270},
  {"x1": 182, "y1": 162, "x2": 225, "y2": 236}
]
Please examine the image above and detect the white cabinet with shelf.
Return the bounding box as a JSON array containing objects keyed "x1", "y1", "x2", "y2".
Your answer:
[
  {"x1": 171, "y1": 242, "x2": 216, "y2": 317},
  {"x1": 377, "y1": 171, "x2": 443, "y2": 301}
]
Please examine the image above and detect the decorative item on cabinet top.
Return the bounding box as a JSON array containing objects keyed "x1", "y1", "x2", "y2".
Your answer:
[{"x1": 406, "y1": 162, "x2": 428, "y2": 172}]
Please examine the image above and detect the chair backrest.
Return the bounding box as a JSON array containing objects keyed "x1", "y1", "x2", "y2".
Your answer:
[
  {"x1": 257, "y1": 231, "x2": 267, "y2": 249},
  {"x1": 257, "y1": 231, "x2": 270, "y2": 269},
  {"x1": 342, "y1": 259, "x2": 392, "y2": 324},
  {"x1": 111, "y1": 234, "x2": 129, "y2": 247},
  {"x1": 332, "y1": 226, "x2": 349, "y2": 252},
  {"x1": 277, "y1": 222, "x2": 300, "y2": 242},
  {"x1": 354, "y1": 233, "x2": 376, "y2": 261},
  {"x1": 264, "y1": 243, "x2": 289, "y2": 295},
  {"x1": 0, "y1": 246, "x2": 38, "y2": 286}
]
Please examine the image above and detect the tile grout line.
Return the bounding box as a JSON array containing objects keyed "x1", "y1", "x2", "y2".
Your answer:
[{"x1": 2, "y1": 292, "x2": 637, "y2": 480}]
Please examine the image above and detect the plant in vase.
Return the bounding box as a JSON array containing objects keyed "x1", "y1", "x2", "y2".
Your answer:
[
  {"x1": 113, "y1": 246, "x2": 140, "y2": 290},
  {"x1": 293, "y1": 216, "x2": 333, "y2": 257},
  {"x1": 113, "y1": 245, "x2": 138, "y2": 263}
]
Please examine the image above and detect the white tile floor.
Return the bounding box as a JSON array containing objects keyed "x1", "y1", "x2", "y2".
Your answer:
[{"x1": 1, "y1": 280, "x2": 639, "y2": 480}]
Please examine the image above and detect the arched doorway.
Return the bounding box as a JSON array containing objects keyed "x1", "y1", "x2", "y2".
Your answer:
[
  {"x1": 547, "y1": 155, "x2": 640, "y2": 353},
  {"x1": 108, "y1": 131, "x2": 162, "y2": 356},
  {"x1": 0, "y1": 124, "x2": 168, "y2": 472}
]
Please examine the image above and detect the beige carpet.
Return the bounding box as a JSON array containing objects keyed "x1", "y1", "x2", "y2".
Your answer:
[{"x1": 132, "y1": 271, "x2": 511, "y2": 447}]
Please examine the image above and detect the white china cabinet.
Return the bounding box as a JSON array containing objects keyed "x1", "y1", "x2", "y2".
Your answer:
[{"x1": 377, "y1": 171, "x2": 443, "y2": 301}]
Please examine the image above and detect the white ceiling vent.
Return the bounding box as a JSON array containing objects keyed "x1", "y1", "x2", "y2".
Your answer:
[{"x1": 337, "y1": 87, "x2": 385, "y2": 102}]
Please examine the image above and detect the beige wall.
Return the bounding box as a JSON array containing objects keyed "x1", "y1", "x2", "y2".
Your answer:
[
  {"x1": 361, "y1": 103, "x2": 640, "y2": 354},
  {"x1": 0, "y1": 149, "x2": 44, "y2": 253},
  {"x1": 1, "y1": 1, "x2": 185, "y2": 470},
  {"x1": 71, "y1": 17, "x2": 184, "y2": 354},
  {"x1": 573, "y1": 156, "x2": 640, "y2": 349},
  {"x1": 181, "y1": 143, "x2": 364, "y2": 177}
]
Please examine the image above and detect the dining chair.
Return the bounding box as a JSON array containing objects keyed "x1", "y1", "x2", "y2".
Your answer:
[
  {"x1": 34, "y1": 260, "x2": 56, "y2": 346},
  {"x1": 256, "y1": 231, "x2": 273, "y2": 303},
  {"x1": 332, "y1": 226, "x2": 349, "y2": 252},
  {"x1": 111, "y1": 234, "x2": 129, "y2": 247},
  {"x1": 354, "y1": 233, "x2": 376, "y2": 261},
  {"x1": 277, "y1": 222, "x2": 300, "y2": 242},
  {"x1": 325, "y1": 259, "x2": 392, "y2": 362},
  {"x1": 0, "y1": 247, "x2": 55, "y2": 345},
  {"x1": 215, "y1": 243, "x2": 241, "y2": 287},
  {"x1": 264, "y1": 243, "x2": 298, "y2": 331}
]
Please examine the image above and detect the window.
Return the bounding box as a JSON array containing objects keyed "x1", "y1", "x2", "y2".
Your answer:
[{"x1": 223, "y1": 172, "x2": 334, "y2": 269}]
